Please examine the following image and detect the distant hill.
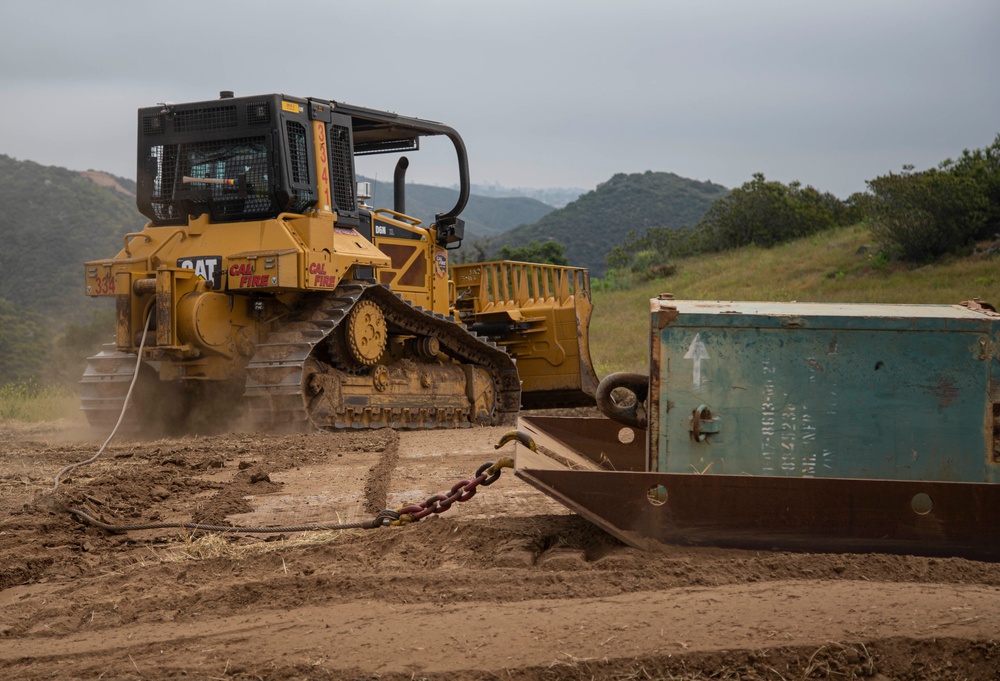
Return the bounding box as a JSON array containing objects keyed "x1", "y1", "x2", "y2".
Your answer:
[
  {"x1": 488, "y1": 171, "x2": 730, "y2": 276},
  {"x1": 360, "y1": 176, "x2": 554, "y2": 238},
  {"x1": 463, "y1": 183, "x2": 586, "y2": 208},
  {"x1": 0, "y1": 155, "x2": 144, "y2": 323},
  {"x1": 0, "y1": 156, "x2": 142, "y2": 383}
]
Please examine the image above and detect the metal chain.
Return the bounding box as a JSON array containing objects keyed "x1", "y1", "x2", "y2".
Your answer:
[{"x1": 391, "y1": 456, "x2": 514, "y2": 524}]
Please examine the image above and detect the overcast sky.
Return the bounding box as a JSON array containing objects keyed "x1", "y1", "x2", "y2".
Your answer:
[{"x1": 1, "y1": 0, "x2": 997, "y2": 198}]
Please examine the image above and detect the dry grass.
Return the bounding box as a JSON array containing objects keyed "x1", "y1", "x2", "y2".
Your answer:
[
  {"x1": 157, "y1": 528, "x2": 359, "y2": 563},
  {"x1": 590, "y1": 223, "x2": 1000, "y2": 376},
  {"x1": 0, "y1": 381, "x2": 79, "y2": 423}
]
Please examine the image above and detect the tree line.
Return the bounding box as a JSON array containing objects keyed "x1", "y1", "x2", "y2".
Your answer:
[{"x1": 603, "y1": 134, "x2": 1000, "y2": 283}]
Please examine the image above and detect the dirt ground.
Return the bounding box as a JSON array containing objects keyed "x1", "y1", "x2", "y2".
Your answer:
[{"x1": 1, "y1": 416, "x2": 999, "y2": 680}]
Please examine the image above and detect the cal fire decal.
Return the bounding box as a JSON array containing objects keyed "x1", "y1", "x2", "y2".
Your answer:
[
  {"x1": 309, "y1": 261, "x2": 337, "y2": 288},
  {"x1": 229, "y1": 262, "x2": 274, "y2": 288},
  {"x1": 177, "y1": 256, "x2": 223, "y2": 290},
  {"x1": 434, "y1": 249, "x2": 448, "y2": 279}
]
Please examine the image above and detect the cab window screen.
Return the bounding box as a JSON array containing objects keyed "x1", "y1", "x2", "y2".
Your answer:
[
  {"x1": 182, "y1": 137, "x2": 273, "y2": 217},
  {"x1": 328, "y1": 124, "x2": 356, "y2": 213},
  {"x1": 286, "y1": 121, "x2": 309, "y2": 184}
]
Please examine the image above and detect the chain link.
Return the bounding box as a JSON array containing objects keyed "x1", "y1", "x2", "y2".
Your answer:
[{"x1": 391, "y1": 456, "x2": 514, "y2": 525}]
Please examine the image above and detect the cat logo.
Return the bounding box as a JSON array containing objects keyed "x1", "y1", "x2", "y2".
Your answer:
[{"x1": 177, "y1": 256, "x2": 223, "y2": 290}]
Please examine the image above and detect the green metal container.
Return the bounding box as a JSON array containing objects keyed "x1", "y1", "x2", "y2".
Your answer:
[{"x1": 650, "y1": 299, "x2": 1000, "y2": 484}]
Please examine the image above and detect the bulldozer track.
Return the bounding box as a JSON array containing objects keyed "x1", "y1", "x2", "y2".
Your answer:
[
  {"x1": 244, "y1": 279, "x2": 520, "y2": 431},
  {"x1": 80, "y1": 280, "x2": 521, "y2": 433},
  {"x1": 79, "y1": 345, "x2": 144, "y2": 432}
]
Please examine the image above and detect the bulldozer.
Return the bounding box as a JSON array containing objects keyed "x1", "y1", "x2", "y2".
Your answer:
[{"x1": 82, "y1": 92, "x2": 599, "y2": 433}]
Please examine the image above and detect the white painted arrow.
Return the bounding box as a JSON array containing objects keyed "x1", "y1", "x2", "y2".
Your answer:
[{"x1": 684, "y1": 333, "x2": 710, "y2": 388}]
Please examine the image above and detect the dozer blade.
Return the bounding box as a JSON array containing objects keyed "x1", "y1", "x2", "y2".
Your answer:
[
  {"x1": 451, "y1": 261, "x2": 600, "y2": 409},
  {"x1": 513, "y1": 416, "x2": 1000, "y2": 559}
]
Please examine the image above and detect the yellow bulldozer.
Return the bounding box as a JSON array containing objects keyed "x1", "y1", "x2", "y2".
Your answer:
[{"x1": 82, "y1": 92, "x2": 599, "y2": 433}]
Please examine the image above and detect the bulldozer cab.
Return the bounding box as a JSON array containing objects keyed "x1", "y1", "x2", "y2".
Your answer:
[
  {"x1": 138, "y1": 94, "x2": 352, "y2": 227},
  {"x1": 137, "y1": 93, "x2": 468, "y2": 245}
]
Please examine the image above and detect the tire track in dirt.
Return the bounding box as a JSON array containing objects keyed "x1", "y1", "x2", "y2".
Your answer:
[{"x1": 2, "y1": 581, "x2": 999, "y2": 677}]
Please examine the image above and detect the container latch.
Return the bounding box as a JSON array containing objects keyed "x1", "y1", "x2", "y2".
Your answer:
[{"x1": 690, "y1": 404, "x2": 719, "y2": 442}]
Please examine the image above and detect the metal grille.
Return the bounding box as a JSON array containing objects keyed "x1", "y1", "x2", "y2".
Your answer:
[
  {"x1": 291, "y1": 189, "x2": 312, "y2": 212},
  {"x1": 246, "y1": 99, "x2": 271, "y2": 125},
  {"x1": 173, "y1": 105, "x2": 238, "y2": 132},
  {"x1": 148, "y1": 137, "x2": 274, "y2": 221},
  {"x1": 141, "y1": 114, "x2": 163, "y2": 136},
  {"x1": 148, "y1": 144, "x2": 180, "y2": 222},
  {"x1": 328, "y1": 124, "x2": 355, "y2": 212},
  {"x1": 286, "y1": 121, "x2": 309, "y2": 184},
  {"x1": 188, "y1": 137, "x2": 271, "y2": 216}
]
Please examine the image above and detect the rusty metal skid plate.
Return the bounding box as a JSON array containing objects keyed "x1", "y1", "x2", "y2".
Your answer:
[{"x1": 514, "y1": 416, "x2": 1000, "y2": 559}]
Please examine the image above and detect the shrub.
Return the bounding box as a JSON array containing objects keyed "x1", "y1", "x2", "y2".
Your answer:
[
  {"x1": 866, "y1": 168, "x2": 989, "y2": 261},
  {"x1": 625, "y1": 248, "x2": 675, "y2": 279},
  {"x1": 497, "y1": 240, "x2": 569, "y2": 266},
  {"x1": 943, "y1": 134, "x2": 1000, "y2": 235},
  {"x1": 606, "y1": 173, "x2": 846, "y2": 274},
  {"x1": 700, "y1": 173, "x2": 841, "y2": 250}
]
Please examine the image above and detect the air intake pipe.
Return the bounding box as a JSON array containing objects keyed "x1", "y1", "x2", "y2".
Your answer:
[{"x1": 394, "y1": 156, "x2": 409, "y2": 214}]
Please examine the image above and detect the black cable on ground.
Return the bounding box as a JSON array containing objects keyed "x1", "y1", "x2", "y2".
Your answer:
[{"x1": 68, "y1": 507, "x2": 399, "y2": 534}]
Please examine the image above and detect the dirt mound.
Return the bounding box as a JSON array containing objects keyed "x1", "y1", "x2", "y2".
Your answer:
[{"x1": 2, "y1": 424, "x2": 999, "y2": 679}]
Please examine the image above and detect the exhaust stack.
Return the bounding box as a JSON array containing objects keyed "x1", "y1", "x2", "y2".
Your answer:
[{"x1": 393, "y1": 156, "x2": 409, "y2": 214}]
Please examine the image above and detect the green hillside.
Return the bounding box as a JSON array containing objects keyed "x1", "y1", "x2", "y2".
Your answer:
[
  {"x1": 489, "y1": 171, "x2": 730, "y2": 275},
  {"x1": 360, "y1": 176, "x2": 554, "y2": 238},
  {"x1": 589, "y1": 222, "x2": 1000, "y2": 377},
  {"x1": 0, "y1": 155, "x2": 144, "y2": 322}
]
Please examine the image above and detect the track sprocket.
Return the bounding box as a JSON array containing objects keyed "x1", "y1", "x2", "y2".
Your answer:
[{"x1": 345, "y1": 299, "x2": 387, "y2": 366}]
